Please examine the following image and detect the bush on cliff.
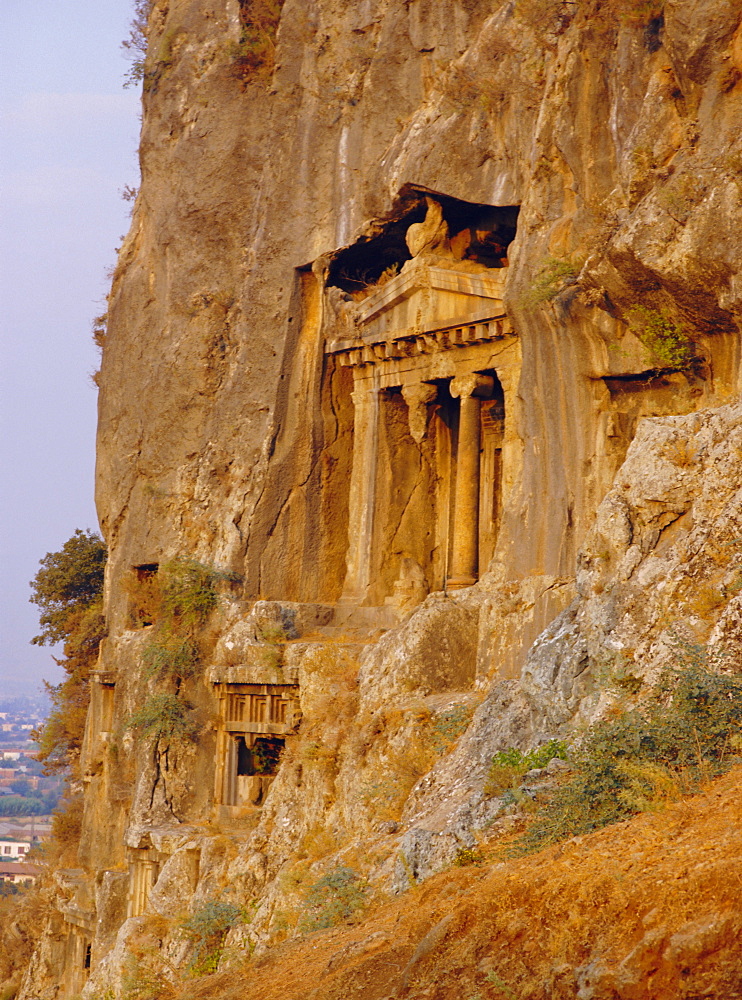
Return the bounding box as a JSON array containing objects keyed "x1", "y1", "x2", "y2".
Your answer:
[
  {"x1": 128, "y1": 692, "x2": 200, "y2": 744},
  {"x1": 230, "y1": 0, "x2": 285, "y2": 83},
  {"x1": 485, "y1": 739, "x2": 568, "y2": 796},
  {"x1": 125, "y1": 559, "x2": 235, "y2": 749},
  {"x1": 180, "y1": 900, "x2": 243, "y2": 975},
  {"x1": 122, "y1": 0, "x2": 155, "y2": 88},
  {"x1": 628, "y1": 305, "x2": 693, "y2": 368}
]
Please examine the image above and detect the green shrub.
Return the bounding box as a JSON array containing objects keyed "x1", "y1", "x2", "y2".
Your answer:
[
  {"x1": 528, "y1": 255, "x2": 582, "y2": 303},
  {"x1": 485, "y1": 739, "x2": 568, "y2": 795},
  {"x1": 180, "y1": 900, "x2": 242, "y2": 975},
  {"x1": 143, "y1": 636, "x2": 200, "y2": 683},
  {"x1": 252, "y1": 737, "x2": 283, "y2": 774},
  {"x1": 298, "y1": 866, "x2": 368, "y2": 932},
  {"x1": 628, "y1": 305, "x2": 692, "y2": 367},
  {"x1": 453, "y1": 846, "x2": 485, "y2": 867},
  {"x1": 30, "y1": 529, "x2": 106, "y2": 646},
  {"x1": 122, "y1": 0, "x2": 155, "y2": 88},
  {"x1": 157, "y1": 560, "x2": 220, "y2": 635},
  {"x1": 127, "y1": 559, "x2": 236, "y2": 746},
  {"x1": 128, "y1": 693, "x2": 200, "y2": 744},
  {"x1": 514, "y1": 655, "x2": 742, "y2": 853}
]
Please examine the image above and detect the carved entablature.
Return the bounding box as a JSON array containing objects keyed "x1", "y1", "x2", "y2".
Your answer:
[
  {"x1": 325, "y1": 258, "x2": 512, "y2": 369},
  {"x1": 357, "y1": 260, "x2": 507, "y2": 338},
  {"x1": 217, "y1": 682, "x2": 301, "y2": 736},
  {"x1": 332, "y1": 316, "x2": 512, "y2": 369}
]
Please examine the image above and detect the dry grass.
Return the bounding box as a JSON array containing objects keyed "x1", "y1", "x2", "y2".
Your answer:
[
  {"x1": 361, "y1": 742, "x2": 436, "y2": 822},
  {"x1": 484, "y1": 761, "x2": 526, "y2": 797},
  {"x1": 661, "y1": 437, "x2": 698, "y2": 468},
  {"x1": 299, "y1": 826, "x2": 341, "y2": 862},
  {"x1": 176, "y1": 766, "x2": 742, "y2": 1000}
]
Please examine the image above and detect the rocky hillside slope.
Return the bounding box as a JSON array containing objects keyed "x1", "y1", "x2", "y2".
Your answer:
[{"x1": 180, "y1": 766, "x2": 742, "y2": 1000}]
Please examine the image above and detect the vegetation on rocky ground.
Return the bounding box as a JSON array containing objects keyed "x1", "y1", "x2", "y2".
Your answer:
[
  {"x1": 485, "y1": 738, "x2": 568, "y2": 795},
  {"x1": 298, "y1": 866, "x2": 369, "y2": 933},
  {"x1": 513, "y1": 648, "x2": 742, "y2": 853},
  {"x1": 180, "y1": 900, "x2": 244, "y2": 976},
  {"x1": 163, "y1": 767, "x2": 742, "y2": 1000}
]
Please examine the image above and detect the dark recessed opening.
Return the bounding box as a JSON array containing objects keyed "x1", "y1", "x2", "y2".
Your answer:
[
  {"x1": 134, "y1": 563, "x2": 159, "y2": 580},
  {"x1": 236, "y1": 736, "x2": 252, "y2": 776},
  {"x1": 327, "y1": 193, "x2": 520, "y2": 293},
  {"x1": 84, "y1": 943, "x2": 91, "y2": 970},
  {"x1": 328, "y1": 211, "x2": 423, "y2": 291},
  {"x1": 644, "y1": 14, "x2": 663, "y2": 52},
  {"x1": 236, "y1": 736, "x2": 285, "y2": 777},
  {"x1": 128, "y1": 564, "x2": 160, "y2": 628}
]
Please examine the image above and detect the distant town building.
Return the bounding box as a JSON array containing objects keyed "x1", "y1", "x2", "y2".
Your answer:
[
  {"x1": 0, "y1": 861, "x2": 39, "y2": 884},
  {"x1": 0, "y1": 837, "x2": 31, "y2": 859}
]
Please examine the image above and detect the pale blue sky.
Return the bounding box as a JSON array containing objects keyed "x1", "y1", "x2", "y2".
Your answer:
[{"x1": 1, "y1": 2, "x2": 142, "y2": 696}]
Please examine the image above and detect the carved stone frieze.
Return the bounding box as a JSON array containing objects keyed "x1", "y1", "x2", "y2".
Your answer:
[{"x1": 331, "y1": 315, "x2": 513, "y2": 369}]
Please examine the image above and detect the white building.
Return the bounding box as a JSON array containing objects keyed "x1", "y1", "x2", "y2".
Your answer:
[{"x1": 0, "y1": 837, "x2": 31, "y2": 860}]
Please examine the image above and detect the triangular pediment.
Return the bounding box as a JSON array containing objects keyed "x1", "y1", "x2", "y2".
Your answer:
[{"x1": 358, "y1": 258, "x2": 506, "y2": 341}]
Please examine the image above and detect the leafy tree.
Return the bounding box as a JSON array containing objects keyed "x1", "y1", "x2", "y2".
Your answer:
[
  {"x1": 30, "y1": 529, "x2": 106, "y2": 646},
  {"x1": 29, "y1": 530, "x2": 107, "y2": 774}
]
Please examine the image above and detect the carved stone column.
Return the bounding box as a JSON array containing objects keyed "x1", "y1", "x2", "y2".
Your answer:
[
  {"x1": 340, "y1": 378, "x2": 380, "y2": 603},
  {"x1": 401, "y1": 381, "x2": 438, "y2": 443},
  {"x1": 448, "y1": 374, "x2": 494, "y2": 588},
  {"x1": 222, "y1": 733, "x2": 237, "y2": 806}
]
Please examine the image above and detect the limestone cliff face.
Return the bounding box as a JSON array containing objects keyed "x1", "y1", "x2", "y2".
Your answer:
[
  {"x1": 98, "y1": 0, "x2": 741, "y2": 601},
  {"x1": 17, "y1": 1, "x2": 742, "y2": 998}
]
